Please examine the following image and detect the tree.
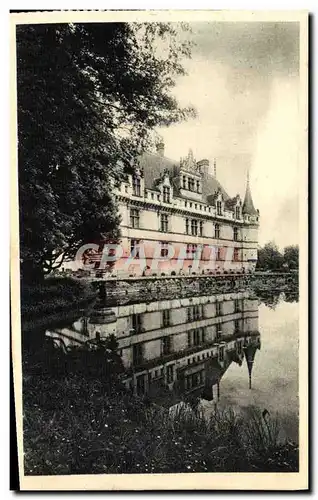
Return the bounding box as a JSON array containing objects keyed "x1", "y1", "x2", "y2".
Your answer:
[
  {"x1": 283, "y1": 245, "x2": 299, "y2": 270},
  {"x1": 17, "y1": 22, "x2": 195, "y2": 282},
  {"x1": 256, "y1": 242, "x2": 284, "y2": 271}
]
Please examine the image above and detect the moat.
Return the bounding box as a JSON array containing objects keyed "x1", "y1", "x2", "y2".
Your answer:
[{"x1": 47, "y1": 284, "x2": 299, "y2": 444}]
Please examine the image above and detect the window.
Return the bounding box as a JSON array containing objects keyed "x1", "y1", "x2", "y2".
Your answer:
[
  {"x1": 167, "y1": 364, "x2": 174, "y2": 384},
  {"x1": 215, "y1": 223, "x2": 220, "y2": 239},
  {"x1": 217, "y1": 201, "x2": 222, "y2": 216},
  {"x1": 188, "y1": 304, "x2": 204, "y2": 320},
  {"x1": 235, "y1": 206, "x2": 241, "y2": 219},
  {"x1": 160, "y1": 213, "x2": 169, "y2": 232},
  {"x1": 162, "y1": 336, "x2": 172, "y2": 355},
  {"x1": 186, "y1": 244, "x2": 197, "y2": 259},
  {"x1": 81, "y1": 317, "x2": 88, "y2": 335},
  {"x1": 183, "y1": 176, "x2": 187, "y2": 189},
  {"x1": 233, "y1": 227, "x2": 239, "y2": 241},
  {"x1": 136, "y1": 374, "x2": 145, "y2": 395},
  {"x1": 130, "y1": 239, "x2": 140, "y2": 258},
  {"x1": 188, "y1": 177, "x2": 195, "y2": 191},
  {"x1": 185, "y1": 370, "x2": 204, "y2": 390},
  {"x1": 163, "y1": 186, "x2": 171, "y2": 203},
  {"x1": 237, "y1": 340, "x2": 243, "y2": 354},
  {"x1": 125, "y1": 185, "x2": 128, "y2": 193},
  {"x1": 132, "y1": 313, "x2": 143, "y2": 333},
  {"x1": 219, "y1": 346, "x2": 225, "y2": 362},
  {"x1": 216, "y1": 247, "x2": 222, "y2": 261},
  {"x1": 216, "y1": 323, "x2": 222, "y2": 340},
  {"x1": 196, "y1": 180, "x2": 200, "y2": 192},
  {"x1": 132, "y1": 176, "x2": 141, "y2": 196},
  {"x1": 160, "y1": 242, "x2": 169, "y2": 257},
  {"x1": 185, "y1": 218, "x2": 189, "y2": 234},
  {"x1": 130, "y1": 209, "x2": 140, "y2": 228},
  {"x1": 151, "y1": 193, "x2": 154, "y2": 200},
  {"x1": 216, "y1": 301, "x2": 223, "y2": 317},
  {"x1": 234, "y1": 319, "x2": 240, "y2": 332},
  {"x1": 233, "y1": 247, "x2": 239, "y2": 262},
  {"x1": 199, "y1": 221, "x2": 203, "y2": 236},
  {"x1": 133, "y1": 344, "x2": 143, "y2": 365},
  {"x1": 234, "y1": 299, "x2": 240, "y2": 313},
  {"x1": 187, "y1": 328, "x2": 206, "y2": 347},
  {"x1": 191, "y1": 219, "x2": 198, "y2": 236},
  {"x1": 162, "y1": 309, "x2": 171, "y2": 327}
]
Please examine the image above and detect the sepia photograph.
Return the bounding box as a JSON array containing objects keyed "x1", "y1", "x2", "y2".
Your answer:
[{"x1": 10, "y1": 10, "x2": 308, "y2": 491}]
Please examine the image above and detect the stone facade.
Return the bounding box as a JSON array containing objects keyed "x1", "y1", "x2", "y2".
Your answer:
[
  {"x1": 112, "y1": 144, "x2": 260, "y2": 277},
  {"x1": 46, "y1": 290, "x2": 260, "y2": 402}
]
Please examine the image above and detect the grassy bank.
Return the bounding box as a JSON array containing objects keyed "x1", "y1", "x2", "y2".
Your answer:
[{"x1": 23, "y1": 373, "x2": 298, "y2": 475}]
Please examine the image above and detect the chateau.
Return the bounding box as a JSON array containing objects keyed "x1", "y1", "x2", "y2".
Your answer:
[
  {"x1": 110, "y1": 142, "x2": 259, "y2": 277},
  {"x1": 47, "y1": 290, "x2": 260, "y2": 403}
]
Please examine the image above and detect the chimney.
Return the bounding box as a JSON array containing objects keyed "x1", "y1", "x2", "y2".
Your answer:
[
  {"x1": 156, "y1": 141, "x2": 165, "y2": 157},
  {"x1": 196, "y1": 158, "x2": 209, "y2": 177}
]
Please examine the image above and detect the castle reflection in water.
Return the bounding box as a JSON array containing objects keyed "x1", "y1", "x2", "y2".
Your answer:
[{"x1": 47, "y1": 290, "x2": 261, "y2": 405}]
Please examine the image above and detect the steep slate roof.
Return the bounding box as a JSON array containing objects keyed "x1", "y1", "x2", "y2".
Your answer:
[
  {"x1": 138, "y1": 151, "x2": 230, "y2": 204},
  {"x1": 242, "y1": 178, "x2": 258, "y2": 216},
  {"x1": 225, "y1": 195, "x2": 240, "y2": 210},
  {"x1": 244, "y1": 341, "x2": 261, "y2": 389},
  {"x1": 202, "y1": 177, "x2": 230, "y2": 204},
  {"x1": 139, "y1": 151, "x2": 177, "y2": 193}
]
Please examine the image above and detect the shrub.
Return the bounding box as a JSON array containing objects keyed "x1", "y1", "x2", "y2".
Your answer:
[{"x1": 23, "y1": 374, "x2": 299, "y2": 475}]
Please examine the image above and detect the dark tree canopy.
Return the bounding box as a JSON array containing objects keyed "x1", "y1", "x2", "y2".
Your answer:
[
  {"x1": 283, "y1": 245, "x2": 299, "y2": 270},
  {"x1": 257, "y1": 242, "x2": 299, "y2": 272},
  {"x1": 17, "y1": 22, "x2": 194, "y2": 282}
]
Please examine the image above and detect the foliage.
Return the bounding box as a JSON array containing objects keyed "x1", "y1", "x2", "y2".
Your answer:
[
  {"x1": 256, "y1": 242, "x2": 284, "y2": 271},
  {"x1": 23, "y1": 333, "x2": 124, "y2": 382},
  {"x1": 17, "y1": 22, "x2": 195, "y2": 280},
  {"x1": 20, "y1": 277, "x2": 97, "y2": 348},
  {"x1": 23, "y1": 373, "x2": 299, "y2": 475},
  {"x1": 283, "y1": 245, "x2": 299, "y2": 270},
  {"x1": 257, "y1": 242, "x2": 299, "y2": 272}
]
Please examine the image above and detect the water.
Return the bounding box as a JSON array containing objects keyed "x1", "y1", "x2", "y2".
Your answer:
[
  {"x1": 214, "y1": 296, "x2": 299, "y2": 442},
  {"x1": 47, "y1": 287, "x2": 299, "y2": 443},
  {"x1": 113, "y1": 290, "x2": 299, "y2": 443}
]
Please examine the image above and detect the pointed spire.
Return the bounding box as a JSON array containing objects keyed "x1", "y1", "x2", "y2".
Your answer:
[
  {"x1": 244, "y1": 343, "x2": 259, "y2": 390},
  {"x1": 243, "y1": 168, "x2": 258, "y2": 216}
]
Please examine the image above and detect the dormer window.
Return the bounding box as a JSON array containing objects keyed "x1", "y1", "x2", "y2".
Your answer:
[
  {"x1": 182, "y1": 176, "x2": 187, "y2": 189},
  {"x1": 196, "y1": 180, "x2": 200, "y2": 192},
  {"x1": 163, "y1": 186, "x2": 171, "y2": 203},
  {"x1": 132, "y1": 176, "x2": 141, "y2": 196},
  {"x1": 235, "y1": 206, "x2": 241, "y2": 219},
  {"x1": 188, "y1": 178, "x2": 195, "y2": 191},
  {"x1": 217, "y1": 201, "x2": 222, "y2": 216}
]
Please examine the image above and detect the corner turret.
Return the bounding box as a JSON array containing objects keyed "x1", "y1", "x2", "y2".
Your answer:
[{"x1": 243, "y1": 170, "x2": 258, "y2": 217}]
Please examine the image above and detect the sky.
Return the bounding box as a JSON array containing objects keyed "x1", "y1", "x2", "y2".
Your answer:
[{"x1": 157, "y1": 22, "x2": 300, "y2": 249}]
